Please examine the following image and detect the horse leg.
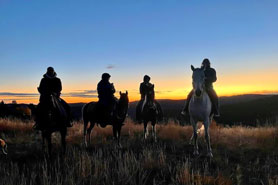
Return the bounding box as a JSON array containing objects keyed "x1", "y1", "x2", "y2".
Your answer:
[
  {"x1": 143, "y1": 121, "x2": 148, "y2": 140},
  {"x1": 151, "y1": 122, "x2": 157, "y2": 142},
  {"x1": 116, "y1": 125, "x2": 122, "y2": 147},
  {"x1": 191, "y1": 118, "x2": 199, "y2": 156},
  {"x1": 189, "y1": 133, "x2": 194, "y2": 145},
  {"x1": 87, "y1": 122, "x2": 95, "y2": 146},
  {"x1": 204, "y1": 119, "x2": 213, "y2": 158},
  {"x1": 83, "y1": 119, "x2": 89, "y2": 147},
  {"x1": 113, "y1": 125, "x2": 118, "y2": 139}
]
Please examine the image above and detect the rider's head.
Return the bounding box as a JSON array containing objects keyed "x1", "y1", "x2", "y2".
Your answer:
[
  {"x1": 201, "y1": 58, "x2": 211, "y2": 69},
  {"x1": 47, "y1": 67, "x2": 56, "y2": 77},
  {"x1": 102, "y1": 73, "x2": 111, "y2": 81},
  {"x1": 143, "y1": 75, "x2": 151, "y2": 83}
]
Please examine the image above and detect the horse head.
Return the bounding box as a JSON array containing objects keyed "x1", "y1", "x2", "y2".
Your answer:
[
  {"x1": 117, "y1": 91, "x2": 129, "y2": 120},
  {"x1": 119, "y1": 90, "x2": 129, "y2": 102},
  {"x1": 191, "y1": 65, "x2": 206, "y2": 97},
  {"x1": 145, "y1": 85, "x2": 155, "y2": 104}
]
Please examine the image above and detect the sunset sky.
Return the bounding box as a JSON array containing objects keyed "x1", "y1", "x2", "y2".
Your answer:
[{"x1": 0, "y1": 0, "x2": 278, "y2": 103}]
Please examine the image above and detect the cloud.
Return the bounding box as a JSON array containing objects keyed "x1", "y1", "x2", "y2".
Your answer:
[
  {"x1": 106, "y1": 64, "x2": 115, "y2": 69},
  {"x1": 0, "y1": 92, "x2": 39, "y2": 97},
  {"x1": 0, "y1": 90, "x2": 98, "y2": 99},
  {"x1": 63, "y1": 90, "x2": 98, "y2": 98},
  {"x1": 155, "y1": 90, "x2": 173, "y2": 94}
]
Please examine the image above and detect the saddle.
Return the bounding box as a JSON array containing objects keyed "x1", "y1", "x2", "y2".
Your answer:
[
  {"x1": 96, "y1": 100, "x2": 117, "y2": 127},
  {"x1": 136, "y1": 99, "x2": 163, "y2": 122},
  {"x1": 36, "y1": 95, "x2": 69, "y2": 129}
]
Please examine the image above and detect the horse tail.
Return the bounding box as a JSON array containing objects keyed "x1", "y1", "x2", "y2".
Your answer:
[{"x1": 82, "y1": 103, "x2": 89, "y2": 136}]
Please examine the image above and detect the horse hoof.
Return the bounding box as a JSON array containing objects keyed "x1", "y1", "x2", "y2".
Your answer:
[
  {"x1": 207, "y1": 152, "x2": 213, "y2": 158},
  {"x1": 193, "y1": 150, "x2": 199, "y2": 156}
]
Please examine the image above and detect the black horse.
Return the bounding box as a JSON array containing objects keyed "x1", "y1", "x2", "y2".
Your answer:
[
  {"x1": 36, "y1": 94, "x2": 69, "y2": 156},
  {"x1": 140, "y1": 85, "x2": 163, "y2": 142},
  {"x1": 82, "y1": 91, "x2": 129, "y2": 147}
]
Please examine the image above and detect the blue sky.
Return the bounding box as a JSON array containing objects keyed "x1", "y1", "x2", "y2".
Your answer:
[{"x1": 0, "y1": 0, "x2": 278, "y2": 103}]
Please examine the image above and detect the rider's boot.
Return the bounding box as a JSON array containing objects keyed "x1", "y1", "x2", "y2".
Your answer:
[
  {"x1": 181, "y1": 90, "x2": 193, "y2": 117},
  {"x1": 207, "y1": 88, "x2": 220, "y2": 119}
]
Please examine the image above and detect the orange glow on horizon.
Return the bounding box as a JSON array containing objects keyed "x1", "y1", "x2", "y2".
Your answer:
[
  {"x1": 1, "y1": 69, "x2": 278, "y2": 104},
  {"x1": 1, "y1": 89, "x2": 278, "y2": 104}
]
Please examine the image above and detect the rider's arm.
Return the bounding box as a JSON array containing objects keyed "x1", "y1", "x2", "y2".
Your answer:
[
  {"x1": 56, "y1": 78, "x2": 62, "y2": 96},
  {"x1": 57, "y1": 79, "x2": 62, "y2": 92},
  {"x1": 140, "y1": 83, "x2": 144, "y2": 95},
  {"x1": 111, "y1": 83, "x2": 116, "y2": 94},
  {"x1": 206, "y1": 68, "x2": 217, "y2": 83},
  {"x1": 38, "y1": 78, "x2": 45, "y2": 94}
]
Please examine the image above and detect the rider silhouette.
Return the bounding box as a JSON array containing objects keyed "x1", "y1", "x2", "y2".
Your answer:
[
  {"x1": 97, "y1": 73, "x2": 116, "y2": 116},
  {"x1": 33, "y1": 67, "x2": 72, "y2": 130},
  {"x1": 182, "y1": 59, "x2": 220, "y2": 118},
  {"x1": 136, "y1": 75, "x2": 155, "y2": 122}
]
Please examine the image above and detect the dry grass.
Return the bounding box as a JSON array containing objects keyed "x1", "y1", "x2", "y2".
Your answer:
[
  {"x1": 0, "y1": 118, "x2": 33, "y2": 133},
  {"x1": 0, "y1": 118, "x2": 278, "y2": 185}
]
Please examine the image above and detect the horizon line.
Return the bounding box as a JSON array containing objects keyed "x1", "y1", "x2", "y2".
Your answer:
[{"x1": 1, "y1": 93, "x2": 277, "y2": 105}]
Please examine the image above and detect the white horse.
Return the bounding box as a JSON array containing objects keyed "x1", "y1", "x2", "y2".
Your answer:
[{"x1": 189, "y1": 65, "x2": 213, "y2": 157}]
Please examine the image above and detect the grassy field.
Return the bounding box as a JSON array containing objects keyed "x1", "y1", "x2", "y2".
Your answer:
[{"x1": 0, "y1": 118, "x2": 278, "y2": 185}]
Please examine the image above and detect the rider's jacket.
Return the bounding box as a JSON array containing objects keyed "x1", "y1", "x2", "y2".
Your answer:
[
  {"x1": 140, "y1": 82, "x2": 154, "y2": 99},
  {"x1": 97, "y1": 80, "x2": 116, "y2": 104},
  {"x1": 38, "y1": 74, "x2": 62, "y2": 102},
  {"x1": 203, "y1": 67, "x2": 217, "y2": 89}
]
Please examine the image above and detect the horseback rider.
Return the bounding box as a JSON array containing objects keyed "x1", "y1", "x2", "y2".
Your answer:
[
  {"x1": 136, "y1": 75, "x2": 155, "y2": 122},
  {"x1": 97, "y1": 73, "x2": 117, "y2": 116},
  {"x1": 33, "y1": 67, "x2": 72, "y2": 130},
  {"x1": 182, "y1": 58, "x2": 220, "y2": 118}
]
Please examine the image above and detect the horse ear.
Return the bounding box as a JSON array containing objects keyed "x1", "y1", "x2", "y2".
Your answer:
[
  {"x1": 126, "y1": 90, "x2": 128, "y2": 95},
  {"x1": 119, "y1": 91, "x2": 122, "y2": 95},
  {"x1": 191, "y1": 65, "x2": 195, "y2": 71}
]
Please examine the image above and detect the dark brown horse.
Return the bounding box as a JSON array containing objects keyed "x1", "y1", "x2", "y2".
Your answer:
[
  {"x1": 82, "y1": 91, "x2": 129, "y2": 147},
  {"x1": 36, "y1": 94, "x2": 69, "y2": 156}
]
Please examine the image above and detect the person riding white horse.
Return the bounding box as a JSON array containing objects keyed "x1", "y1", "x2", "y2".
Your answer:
[
  {"x1": 187, "y1": 65, "x2": 214, "y2": 157},
  {"x1": 182, "y1": 59, "x2": 220, "y2": 119}
]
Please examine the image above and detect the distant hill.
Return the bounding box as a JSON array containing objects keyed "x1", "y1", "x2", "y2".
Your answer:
[
  {"x1": 220, "y1": 95, "x2": 278, "y2": 126},
  {"x1": 67, "y1": 94, "x2": 278, "y2": 126}
]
